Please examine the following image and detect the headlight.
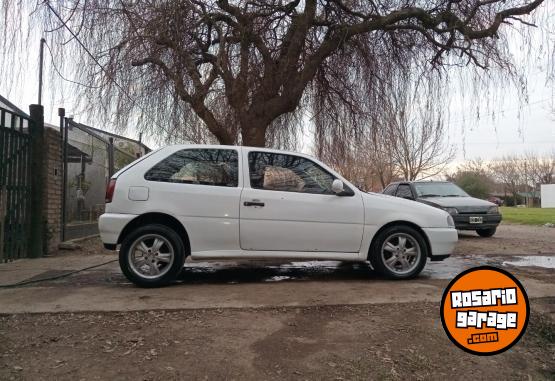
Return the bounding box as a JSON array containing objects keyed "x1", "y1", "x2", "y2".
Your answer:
[
  {"x1": 487, "y1": 206, "x2": 499, "y2": 214},
  {"x1": 443, "y1": 207, "x2": 459, "y2": 215},
  {"x1": 447, "y1": 215, "x2": 455, "y2": 227}
]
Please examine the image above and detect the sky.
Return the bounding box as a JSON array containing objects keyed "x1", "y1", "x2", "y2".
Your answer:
[
  {"x1": 1, "y1": 2, "x2": 553, "y2": 166},
  {"x1": 446, "y1": 71, "x2": 554, "y2": 166}
]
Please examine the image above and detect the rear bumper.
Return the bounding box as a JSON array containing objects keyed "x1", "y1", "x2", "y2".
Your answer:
[
  {"x1": 453, "y1": 214, "x2": 502, "y2": 230},
  {"x1": 422, "y1": 227, "x2": 458, "y2": 257},
  {"x1": 98, "y1": 213, "x2": 137, "y2": 246}
]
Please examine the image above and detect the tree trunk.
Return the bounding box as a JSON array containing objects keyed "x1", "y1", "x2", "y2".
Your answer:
[{"x1": 240, "y1": 117, "x2": 268, "y2": 147}]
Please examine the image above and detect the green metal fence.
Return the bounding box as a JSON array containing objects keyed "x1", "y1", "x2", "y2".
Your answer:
[{"x1": 0, "y1": 107, "x2": 32, "y2": 262}]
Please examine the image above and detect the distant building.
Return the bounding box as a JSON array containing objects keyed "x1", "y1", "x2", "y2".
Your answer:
[{"x1": 541, "y1": 184, "x2": 555, "y2": 208}]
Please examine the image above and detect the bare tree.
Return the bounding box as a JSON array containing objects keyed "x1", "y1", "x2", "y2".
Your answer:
[
  {"x1": 447, "y1": 158, "x2": 495, "y2": 199},
  {"x1": 365, "y1": 128, "x2": 399, "y2": 189},
  {"x1": 384, "y1": 78, "x2": 456, "y2": 181},
  {"x1": 455, "y1": 158, "x2": 490, "y2": 176},
  {"x1": 523, "y1": 151, "x2": 555, "y2": 186},
  {"x1": 318, "y1": 128, "x2": 398, "y2": 191},
  {"x1": 1, "y1": 0, "x2": 547, "y2": 146},
  {"x1": 489, "y1": 155, "x2": 524, "y2": 204},
  {"x1": 318, "y1": 75, "x2": 454, "y2": 188}
]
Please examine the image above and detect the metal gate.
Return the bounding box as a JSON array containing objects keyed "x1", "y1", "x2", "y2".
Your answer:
[
  {"x1": 61, "y1": 118, "x2": 140, "y2": 241},
  {"x1": 0, "y1": 107, "x2": 32, "y2": 262}
]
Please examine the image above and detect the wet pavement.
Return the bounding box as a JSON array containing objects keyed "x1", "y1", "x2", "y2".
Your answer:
[
  {"x1": 1, "y1": 222, "x2": 554, "y2": 314},
  {"x1": 0, "y1": 252, "x2": 553, "y2": 314},
  {"x1": 178, "y1": 254, "x2": 555, "y2": 284},
  {"x1": 2, "y1": 254, "x2": 555, "y2": 288}
]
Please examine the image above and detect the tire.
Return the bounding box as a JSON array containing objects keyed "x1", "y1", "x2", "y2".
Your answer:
[
  {"x1": 369, "y1": 225, "x2": 428, "y2": 279},
  {"x1": 119, "y1": 224, "x2": 187, "y2": 287},
  {"x1": 476, "y1": 227, "x2": 496, "y2": 237}
]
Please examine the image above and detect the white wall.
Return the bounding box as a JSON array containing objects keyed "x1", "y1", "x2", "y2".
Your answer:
[{"x1": 540, "y1": 184, "x2": 555, "y2": 208}]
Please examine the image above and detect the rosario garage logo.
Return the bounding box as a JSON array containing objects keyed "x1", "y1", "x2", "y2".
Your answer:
[{"x1": 440, "y1": 266, "x2": 529, "y2": 355}]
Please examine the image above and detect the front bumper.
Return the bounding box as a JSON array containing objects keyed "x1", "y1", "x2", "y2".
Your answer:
[
  {"x1": 422, "y1": 227, "x2": 458, "y2": 258},
  {"x1": 453, "y1": 213, "x2": 502, "y2": 230}
]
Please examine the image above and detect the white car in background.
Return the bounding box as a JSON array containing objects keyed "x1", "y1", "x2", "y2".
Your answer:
[{"x1": 99, "y1": 145, "x2": 457, "y2": 287}]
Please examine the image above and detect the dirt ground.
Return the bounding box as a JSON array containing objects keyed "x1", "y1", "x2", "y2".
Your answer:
[
  {"x1": 0, "y1": 224, "x2": 554, "y2": 380},
  {"x1": 454, "y1": 225, "x2": 555, "y2": 256},
  {"x1": 1, "y1": 301, "x2": 554, "y2": 381}
]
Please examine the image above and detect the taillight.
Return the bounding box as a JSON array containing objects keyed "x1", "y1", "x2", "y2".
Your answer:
[{"x1": 105, "y1": 178, "x2": 117, "y2": 203}]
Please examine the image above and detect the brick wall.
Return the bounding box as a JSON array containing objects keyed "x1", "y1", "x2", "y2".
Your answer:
[{"x1": 43, "y1": 127, "x2": 63, "y2": 254}]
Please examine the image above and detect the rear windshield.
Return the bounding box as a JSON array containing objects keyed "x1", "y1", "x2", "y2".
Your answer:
[
  {"x1": 112, "y1": 148, "x2": 161, "y2": 178},
  {"x1": 413, "y1": 182, "x2": 469, "y2": 198}
]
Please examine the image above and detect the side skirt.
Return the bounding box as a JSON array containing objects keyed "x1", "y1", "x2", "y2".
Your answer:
[{"x1": 190, "y1": 250, "x2": 365, "y2": 262}]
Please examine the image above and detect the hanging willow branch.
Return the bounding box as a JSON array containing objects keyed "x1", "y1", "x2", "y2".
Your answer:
[{"x1": 0, "y1": 0, "x2": 550, "y2": 150}]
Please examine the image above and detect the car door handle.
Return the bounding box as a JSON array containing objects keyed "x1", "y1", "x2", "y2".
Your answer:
[{"x1": 244, "y1": 201, "x2": 265, "y2": 207}]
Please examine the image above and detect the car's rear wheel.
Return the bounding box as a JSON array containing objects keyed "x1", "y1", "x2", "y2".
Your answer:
[
  {"x1": 119, "y1": 224, "x2": 186, "y2": 287},
  {"x1": 369, "y1": 225, "x2": 428, "y2": 279},
  {"x1": 476, "y1": 227, "x2": 496, "y2": 237}
]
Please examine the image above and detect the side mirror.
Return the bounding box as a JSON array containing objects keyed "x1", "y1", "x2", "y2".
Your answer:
[{"x1": 331, "y1": 179, "x2": 345, "y2": 195}]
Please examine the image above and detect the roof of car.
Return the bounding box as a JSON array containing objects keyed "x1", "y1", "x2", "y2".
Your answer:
[
  {"x1": 413, "y1": 180, "x2": 450, "y2": 183},
  {"x1": 387, "y1": 180, "x2": 451, "y2": 186},
  {"x1": 165, "y1": 144, "x2": 316, "y2": 159}
]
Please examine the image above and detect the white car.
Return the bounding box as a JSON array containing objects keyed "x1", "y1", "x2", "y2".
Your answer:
[{"x1": 99, "y1": 145, "x2": 457, "y2": 287}]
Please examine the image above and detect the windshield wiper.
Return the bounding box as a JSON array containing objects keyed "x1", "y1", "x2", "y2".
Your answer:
[
  {"x1": 419, "y1": 194, "x2": 441, "y2": 198},
  {"x1": 443, "y1": 194, "x2": 464, "y2": 197}
]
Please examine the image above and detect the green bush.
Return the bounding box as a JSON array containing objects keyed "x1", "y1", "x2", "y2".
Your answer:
[{"x1": 453, "y1": 172, "x2": 491, "y2": 199}]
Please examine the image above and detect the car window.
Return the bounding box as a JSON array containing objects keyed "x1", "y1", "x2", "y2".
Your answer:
[
  {"x1": 383, "y1": 184, "x2": 397, "y2": 195},
  {"x1": 248, "y1": 151, "x2": 336, "y2": 194},
  {"x1": 413, "y1": 182, "x2": 469, "y2": 197},
  {"x1": 395, "y1": 184, "x2": 414, "y2": 199},
  {"x1": 144, "y1": 149, "x2": 238, "y2": 187}
]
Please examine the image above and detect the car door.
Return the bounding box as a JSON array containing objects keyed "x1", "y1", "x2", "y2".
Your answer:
[
  {"x1": 383, "y1": 183, "x2": 398, "y2": 196},
  {"x1": 143, "y1": 147, "x2": 241, "y2": 253},
  {"x1": 395, "y1": 184, "x2": 415, "y2": 200},
  {"x1": 239, "y1": 150, "x2": 364, "y2": 253}
]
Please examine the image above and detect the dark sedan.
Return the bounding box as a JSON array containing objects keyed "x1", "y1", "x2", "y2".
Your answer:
[{"x1": 382, "y1": 181, "x2": 502, "y2": 237}]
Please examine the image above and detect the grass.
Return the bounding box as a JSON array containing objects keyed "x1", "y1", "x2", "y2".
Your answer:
[{"x1": 500, "y1": 206, "x2": 555, "y2": 225}]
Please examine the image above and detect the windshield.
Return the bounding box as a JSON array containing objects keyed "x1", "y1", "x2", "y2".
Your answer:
[{"x1": 413, "y1": 182, "x2": 469, "y2": 197}]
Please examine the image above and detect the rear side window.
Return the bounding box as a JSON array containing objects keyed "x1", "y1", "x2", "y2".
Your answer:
[
  {"x1": 145, "y1": 149, "x2": 238, "y2": 187},
  {"x1": 396, "y1": 184, "x2": 414, "y2": 199}
]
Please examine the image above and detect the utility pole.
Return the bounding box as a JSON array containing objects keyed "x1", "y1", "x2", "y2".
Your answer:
[
  {"x1": 29, "y1": 105, "x2": 45, "y2": 257},
  {"x1": 38, "y1": 38, "x2": 46, "y2": 105}
]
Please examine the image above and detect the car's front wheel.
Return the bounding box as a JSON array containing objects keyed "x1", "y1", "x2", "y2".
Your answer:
[
  {"x1": 119, "y1": 224, "x2": 186, "y2": 287},
  {"x1": 369, "y1": 225, "x2": 428, "y2": 279},
  {"x1": 476, "y1": 227, "x2": 496, "y2": 237}
]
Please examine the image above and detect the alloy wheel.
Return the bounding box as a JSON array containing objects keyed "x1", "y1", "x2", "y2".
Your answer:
[
  {"x1": 128, "y1": 234, "x2": 175, "y2": 279},
  {"x1": 380, "y1": 233, "x2": 422, "y2": 276}
]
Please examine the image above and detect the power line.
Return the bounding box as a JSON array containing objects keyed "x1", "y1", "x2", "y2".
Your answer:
[
  {"x1": 43, "y1": 0, "x2": 179, "y2": 141},
  {"x1": 43, "y1": 40, "x2": 98, "y2": 89}
]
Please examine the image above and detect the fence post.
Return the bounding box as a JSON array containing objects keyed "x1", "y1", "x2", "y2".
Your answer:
[
  {"x1": 108, "y1": 137, "x2": 115, "y2": 178},
  {"x1": 58, "y1": 108, "x2": 66, "y2": 242},
  {"x1": 28, "y1": 104, "x2": 45, "y2": 258}
]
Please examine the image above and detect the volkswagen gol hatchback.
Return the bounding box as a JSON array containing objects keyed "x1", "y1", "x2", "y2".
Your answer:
[{"x1": 99, "y1": 145, "x2": 457, "y2": 287}]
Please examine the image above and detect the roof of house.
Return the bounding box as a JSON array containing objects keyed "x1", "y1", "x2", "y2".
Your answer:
[
  {"x1": 517, "y1": 191, "x2": 541, "y2": 198},
  {"x1": 78, "y1": 122, "x2": 150, "y2": 152}
]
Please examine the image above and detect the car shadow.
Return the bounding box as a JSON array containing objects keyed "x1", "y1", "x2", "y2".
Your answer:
[
  {"x1": 457, "y1": 231, "x2": 483, "y2": 239},
  {"x1": 175, "y1": 261, "x2": 380, "y2": 285}
]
